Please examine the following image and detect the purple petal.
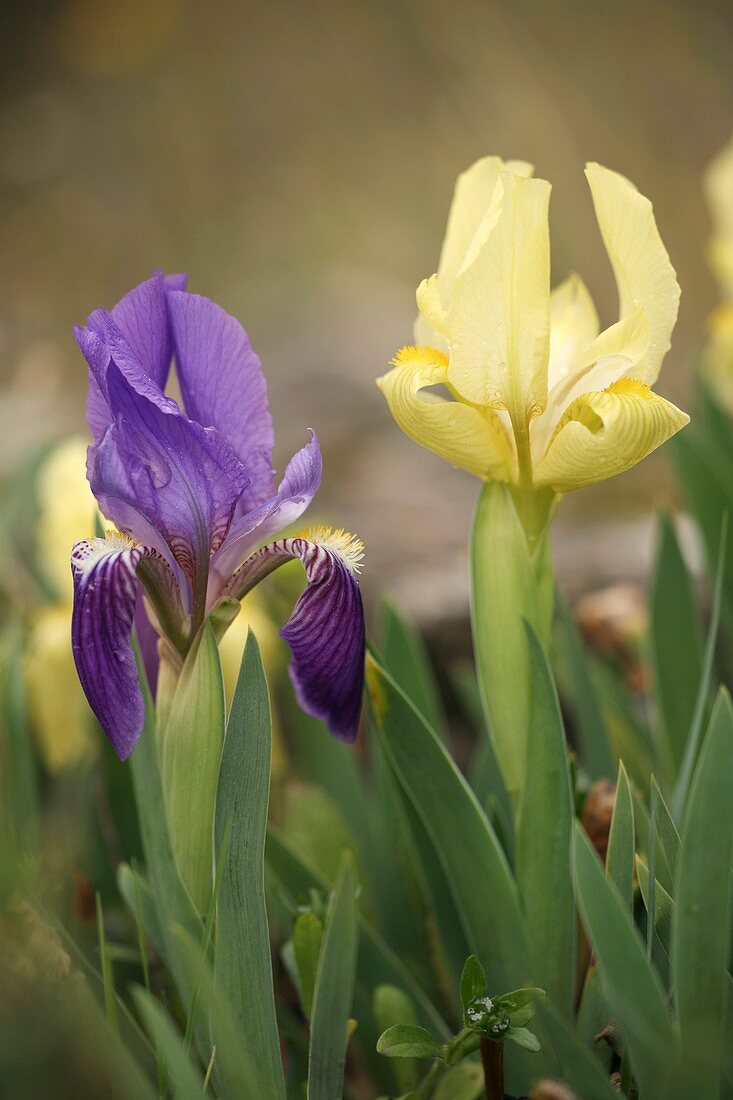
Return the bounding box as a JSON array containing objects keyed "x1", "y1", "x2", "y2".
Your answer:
[
  {"x1": 208, "y1": 432, "x2": 322, "y2": 598},
  {"x1": 77, "y1": 272, "x2": 182, "y2": 443},
  {"x1": 90, "y1": 360, "x2": 250, "y2": 592},
  {"x1": 71, "y1": 537, "x2": 173, "y2": 759},
  {"x1": 167, "y1": 291, "x2": 275, "y2": 512},
  {"x1": 224, "y1": 530, "x2": 365, "y2": 741},
  {"x1": 135, "y1": 593, "x2": 160, "y2": 699}
]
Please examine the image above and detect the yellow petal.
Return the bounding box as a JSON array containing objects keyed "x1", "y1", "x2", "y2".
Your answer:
[
  {"x1": 24, "y1": 605, "x2": 96, "y2": 773},
  {"x1": 376, "y1": 348, "x2": 513, "y2": 480},
  {"x1": 437, "y1": 156, "x2": 534, "y2": 302},
  {"x1": 585, "y1": 162, "x2": 680, "y2": 385},
  {"x1": 36, "y1": 437, "x2": 100, "y2": 601},
  {"x1": 704, "y1": 135, "x2": 733, "y2": 298},
  {"x1": 415, "y1": 273, "x2": 450, "y2": 345},
  {"x1": 448, "y1": 172, "x2": 552, "y2": 424},
  {"x1": 548, "y1": 273, "x2": 599, "y2": 388},
  {"x1": 534, "y1": 378, "x2": 689, "y2": 492}
]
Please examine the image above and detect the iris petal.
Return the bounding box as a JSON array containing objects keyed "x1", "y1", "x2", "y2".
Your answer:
[
  {"x1": 90, "y1": 359, "x2": 250, "y2": 588},
  {"x1": 533, "y1": 378, "x2": 689, "y2": 492},
  {"x1": 209, "y1": 431, "x2": 322, "y2": 595},
  {"x1": 167, "y1": 290, "x2": 275, "y2": 511},
  {"x1": 448, "y1": 172, "x2": 552, "y2": 422},
  {"x1": 71, "y1": 536, "x2": 177, "y2": 759},
  {"x1": 224, "y1": 530, "x2": 365, "y2": 741},
  {"x1": 376, "y1": 349, "x2": 513, "y2": 481},
  {"x1": 585, "y1": 163, "x2": 680, "y2": 386}
]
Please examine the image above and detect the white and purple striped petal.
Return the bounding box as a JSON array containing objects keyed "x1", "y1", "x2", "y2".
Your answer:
[
  {"x1": 71, "y1": 536, "x2": 178, "y2": 759},
  {"x1": 168, "y1": 291, "x2": 275, "y2": 512},
  {"x1": 224, "y1": 529, "x2": 365, "y2": 741}
]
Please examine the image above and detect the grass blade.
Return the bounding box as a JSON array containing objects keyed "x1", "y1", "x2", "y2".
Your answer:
[
  {"x1": 366, "y1": 655, "x2": 529, "y2": 993},
  {"x1": 672, "y1": 515, "x2": 727, "y2": 822},
  {"x1": 307, "y1": 853, "x2": 359, "y2": 1100},
  {"x1": 649, "y1": 513, "x2": 704, "y2": 777},
  {"x1": 573, "y1": 823, "x2": 677, "y2": 1096},
  {"x1": 605, "y1": 762, "x2": 635, "y2": 911},
  {"x1": 132, "y1": 987, "x2": 206, "y2": 1100},
  {"x1": 672, "y1": 688, "x2": 733, "y2": 1097},
  {"x1": 379, "y1": 598, "x2": 446, "y2": 740},
  {"x1": 214, "y1": 631, "x2": 286, "y2": 1098},
  {"x1": 516, "y1": 624, "x2": 575, "y2": 1015}
]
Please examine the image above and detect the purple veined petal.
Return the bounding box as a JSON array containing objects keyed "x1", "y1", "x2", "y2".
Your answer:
[
  {"x1": 71, "y1": 535, "x2": 176, "y2": 759},
  {"x1": 135, "y1": 593, "x2": 160, "y2": 698},
  {"x1": 208, "y1": 431, "x2": 322, "y2": 601},
  {"x1": 90, "y1": 359, "x2": 250, "y2": 598},
  {"x1": 224, "y1": 527, "x2": 365, "y2": 741},
  {"x1": 77, "y1": 272, "x2": 184, "y2": 443},
  {"x1": 167, "y1": 290, "x2": 275, "y2": 511}
]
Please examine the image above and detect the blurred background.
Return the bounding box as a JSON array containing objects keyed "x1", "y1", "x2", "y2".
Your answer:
[{"x1": 1, "y1": 0, "x2": 732, "y2": 623}]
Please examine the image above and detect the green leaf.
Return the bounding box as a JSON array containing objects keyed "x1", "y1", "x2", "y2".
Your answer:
[
  {"x1": 307, "y1": 852, "x2": 360, "y2": 1100},
  {"x1": 573, "y1": 823, "x2": 677, "y2": 1096},
  {"x1": 649, "y1": 513, "x2": 704, "y2": 777},
  {"x1": 294, "y1": 912, "x2": 324, "y2": 1021},
  {"x1": 672, "y1": 515, "x2": 726, "y2": 822},
  {"x1": 373, "y1": 986, "x2": 419, "y2": 1093},
  {"x1": 132, "y1": 987, "x2": 206, "y2": 1100},
  {"x1": 379, "y1": 599, "x2": 446, "y2": 740},
  {"x1": 605, "y1": 762, "x2": 635, "y2": 911},
  {"x1": 128, "y1": 647, "x2": 202, "y2": 1005},
  {"x1": 432, "y1": 1062, "x2": 484, "y2": 1100},
  {"x1": 470, "y1": 481, "x2": 554, "y2": 798},
  {"x1": 650, "y1": 777, "x2": 679, "y2": 881},
  {"x1": 161, "y1": 623, "x2": 225, "y2": 912},
  {"x1": 556, "y1": 599, "x2": 615, "y2": 781},
  {"x1": 460, "y1": 956, "x2": 487, "y2": 1011},
  {"x1": 173, "y1": 925, "x2": 260, "y2": 1096},
  {"x1": 213, "y1": 632, "x2": 286, "y2": 1099},
  {"x1": 367, "y1": 656, "x2": 529, "y2": 994},
  {"x1": 0, "y1": 622, "x2": 39, "y2": 851},
  {"x1": 265, "y1": 826, "x2": 451, "y2": 1041},
  {"x1": 376, "y1": 1025, "x2": 443, "y2": 1061},
  {"x1": 672, "y1": 688, "x2": 733, "y2": 1096},
  {"x1": 538, "y1": 1000, "x2": 617, "y2": 1100},
  {"x1": 506, "y1": 1026, "x2": 541, "y2": 1053},
  {"x1": 495, "y1": 988, "x2": 545, "y2": 1015},
  {"x1": 516, "y1": 624, "x2": 575, "y2": 1015},
  {"x1": 635, "y1": 855, "x2": 673, "y2": 956}
]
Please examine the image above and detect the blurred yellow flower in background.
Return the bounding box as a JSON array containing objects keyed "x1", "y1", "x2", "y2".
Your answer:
[
  {"x1": 378, "y1": 156, "x2": 687, "y2": 501},
  {"x1": 703, "y1": 136, "x2": 733, "y2": 413},
  {"x1": 25, "y1": 437, "x2": 99, "y2": 772}
]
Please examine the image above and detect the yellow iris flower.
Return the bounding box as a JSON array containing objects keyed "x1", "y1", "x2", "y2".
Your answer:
[
  {"x1": 703, "y1": 136, "x2": 733, "y2": 413},
  {"x1": 378, "y1": 157, "x2": 688, "y2": 502}
]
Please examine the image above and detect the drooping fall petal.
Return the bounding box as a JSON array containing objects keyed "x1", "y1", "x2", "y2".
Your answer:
[
  {"x1": 71, "y1": 536, "x2": 178, "y2": 759},
  {"x1": 224, "y1": 528, "x2": 365, "y2": 741},
  {"x1": 533, "y1": 378, "x2": 689, "y2": 492},
  {"x1": 376, "y1": 347, "x2": 513, "y2": 480}
]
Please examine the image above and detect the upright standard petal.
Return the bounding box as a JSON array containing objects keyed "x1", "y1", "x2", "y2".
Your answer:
[
  {"x1": 209, "y1": 431, "x2": 322, "y2": 593},
  {"x1": 533, "y1": 378, "x2": 689, "y2": 492},
  {"x1": 167, "y1": 291, "x2": 275, "y2": 510},
  {"x1": 71, "y1": 535, "x2": 177, "y2": 759},
  {"x1": 547, "y1": 274, "x2": 599, "y2": 390},
  {"x1": 78, "y1": 272, "x2": 183, "y2": 442},
  {"x1": 448, "y1": 172, "x2": 552, "y2": 424},
  {"x1": 585, "y1": 163, "x2": 680, "y2": 385},
  {"x1": 224, "y1": 528, "x2": 365, "y2": 741},
  {"x1": 376, "y1": 347, "x2": 513, "y2": 480},
  {"x1": 90, "y1": 360, "x2": 250, "y2": 590}
]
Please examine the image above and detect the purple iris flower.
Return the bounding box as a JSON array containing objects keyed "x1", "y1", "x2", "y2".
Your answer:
[{"x1": 70, "y1": 272, "x2": 365, "y2": 760}]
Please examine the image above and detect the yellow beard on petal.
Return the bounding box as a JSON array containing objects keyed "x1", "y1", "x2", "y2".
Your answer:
[
  {"x1": 296, "y1": 525, "x2": 365, "y2": 574},
  {"x1": 390, "y1": 345, "x2": 449, "y2": 369}
]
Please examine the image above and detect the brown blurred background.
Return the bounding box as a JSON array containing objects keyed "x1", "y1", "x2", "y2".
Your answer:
[{"x1": 1, "y1": 0, "x2": 731, "y2": 619}]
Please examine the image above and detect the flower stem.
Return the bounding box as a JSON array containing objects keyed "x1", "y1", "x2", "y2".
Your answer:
[{"x1": 480, "y1": 1038, "x2": 504, "y2": 1100}]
